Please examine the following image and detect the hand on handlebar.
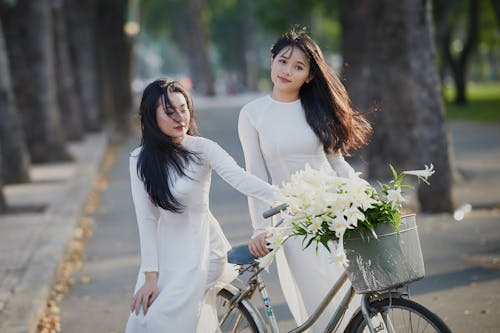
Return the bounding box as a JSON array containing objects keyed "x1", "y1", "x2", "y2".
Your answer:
[{"x1": 248, "y1": 233, "x2": 271, "y2": 258}]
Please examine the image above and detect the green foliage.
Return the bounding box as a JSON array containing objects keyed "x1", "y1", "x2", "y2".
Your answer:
[{"x1": 444, "y1": 82, "x2": 500, "y2": 122}]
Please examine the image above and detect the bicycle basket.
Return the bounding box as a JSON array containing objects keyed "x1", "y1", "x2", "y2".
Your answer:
[{"x1": 344, "y1": 214, "x2": 425, "y2": 294}]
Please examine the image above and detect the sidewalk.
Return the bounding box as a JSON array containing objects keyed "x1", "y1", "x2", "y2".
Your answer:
[
  {"x1": 0, "y1": 133, "x2": 109, "y2": 332},
  {"x1": 0, "y1": 116, "x2": 499, "y2": 332}
]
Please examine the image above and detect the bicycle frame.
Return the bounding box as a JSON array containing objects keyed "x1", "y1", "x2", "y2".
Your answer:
[
  {"x1": 231, "y1": 266, "x2": 356, "y2": 333},
  {"x1": 233, "y1": 265, "x2": 402, "y2": 333},
  {"x1": 222, "y1": 206, "x2": 400, "y2": 333}
]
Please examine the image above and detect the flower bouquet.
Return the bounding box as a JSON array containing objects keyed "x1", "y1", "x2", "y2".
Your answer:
[{"x1": 259, "y1": 164, "x2": 435, "y2": 292}]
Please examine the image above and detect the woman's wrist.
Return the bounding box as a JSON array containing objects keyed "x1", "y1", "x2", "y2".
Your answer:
[{"x1": 144, "y1": 271, "x2": 158, "y2": 281}]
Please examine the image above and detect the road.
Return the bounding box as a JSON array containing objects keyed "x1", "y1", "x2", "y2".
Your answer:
[{"x1": 60, "y1": 94, "x2": 500, "y2": 332}]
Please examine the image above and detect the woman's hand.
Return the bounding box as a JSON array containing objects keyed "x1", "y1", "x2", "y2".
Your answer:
[
  {"x1": 249, "y1": 233, "x2": 270, "y2": 257},
  {"x1": 131, "y1": 272, "x2": 159, "y2": 315}
]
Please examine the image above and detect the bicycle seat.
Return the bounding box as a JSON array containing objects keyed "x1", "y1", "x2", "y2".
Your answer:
[{"x1": 227, "y1": 244, "x2": 257, "y2": 265}]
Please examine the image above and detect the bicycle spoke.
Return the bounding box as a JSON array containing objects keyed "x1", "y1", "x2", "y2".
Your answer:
[
  {"x1": 231, "y1": 313, "x2": 243, "y2": 333},
  {"x1": 351, "y1": 298, "x2": 451, "y2": 333},
  {"x1": 216, "y1": 288, "x2": 260, "y2": 333}
]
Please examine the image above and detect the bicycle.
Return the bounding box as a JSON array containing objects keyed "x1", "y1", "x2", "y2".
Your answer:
[{"x1": 216, "y1": 204, "x2": 452, "y2": 333}]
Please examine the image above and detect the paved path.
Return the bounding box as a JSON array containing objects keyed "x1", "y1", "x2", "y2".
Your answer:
[{"x1": 0, "y1": 93, "x2": 499, "y2": 332}]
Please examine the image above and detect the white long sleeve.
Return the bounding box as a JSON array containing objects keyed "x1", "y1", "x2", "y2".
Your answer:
[
  {"x1": 326, "y1": 152, "x2": 356, "y2": 178},
  {"x1": 202, "y1": 138, "x2": 278, "y2": 205},
  {"x1": 238, "y1": 109, "x2": 274, "y2": 236},
  {"x1": 129, "y1": 153, "x2": 160, "y2": 273}
]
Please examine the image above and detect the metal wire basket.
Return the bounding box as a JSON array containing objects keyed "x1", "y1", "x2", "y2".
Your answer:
[{"x1": 344, "y1": 214, "x2": 425, "y2": 293}]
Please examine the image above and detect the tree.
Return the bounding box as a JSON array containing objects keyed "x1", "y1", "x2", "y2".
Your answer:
[
  {"x1": 52, "y1": 0, "x2": 85, "y2": 140},
  {"x1": 210, "y1": 0, "x2": 259, "y2": 91},
  {"x1": 492, "y1": 0, "x2": 500, "y2": 21},
  {"x1": 410, "y1": 0, "x2": 455, "y2": 212},
  {"x1": 254, "y1": 0, "x2": 316, "y2": 34},
  {"x1": 0, "y1": 15, "x2": 30, "y2": 184},
  {"x1": 65, "y1": 0, "x2": 101, "y2": 131},
  {"x1": 140, "y1": 0, "x2": 216, "y2": 95},
  {"x1": 0, "y1": 0, "x2": 71, "y2": 163},
  {"x1": 0, "y1": 148, "x2": 6, "y2": 213},
  {"x1": 340, "y1": 0, "x2": 378, "y2": 118},
  {"x1": 434, "y1": 0, "x2": 479, "y2": 105},
  {"x1": 341, "y1": 0, "x2": 454, "y2": 212},
  {"x1": 95, "y1": 0, "x2": 133, "y2": 133}
]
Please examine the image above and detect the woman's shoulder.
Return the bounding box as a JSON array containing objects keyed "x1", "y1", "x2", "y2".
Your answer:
[
  {"x1": 240, "y1": 95, "x2": 271, "y2": 115},
  {"x1": 183, "y1": 135, "x2": 217, "y2": 152},
  {"x1": 129, "y1": 146, "x2": 142, "y2": 158}
]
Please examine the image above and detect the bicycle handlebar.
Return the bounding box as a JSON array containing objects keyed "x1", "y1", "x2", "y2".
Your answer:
[{"x1": 262, "y1": 203, "x2": 288, "y2": 219}]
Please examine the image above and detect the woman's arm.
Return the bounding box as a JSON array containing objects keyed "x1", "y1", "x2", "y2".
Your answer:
[
  {"x1": 237, "y1": 109, "x2": 275, "y2": 237},
  {"x1": 326, "y1": 152, "x2": 357, "y2": 178},
  {"x1": 129, "y1": 155, "x2": 160, "y2": 273},
  {"x1": 129, "y1": 154, "x2": 161, "y2": 314},
  {"x1": 203, "y1": 138, "x2": 278, "y2": 205},
  {"x1": 203, "y1": 137, "x2": 277, "y2": 258}
]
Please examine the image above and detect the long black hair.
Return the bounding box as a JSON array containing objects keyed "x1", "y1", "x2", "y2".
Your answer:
[
  {"x1": 271, "y1": 28, "x2": 372, "y2": 155},
  {"x1": 136, "y1": 79, "x2": 199, "y2": 212}
]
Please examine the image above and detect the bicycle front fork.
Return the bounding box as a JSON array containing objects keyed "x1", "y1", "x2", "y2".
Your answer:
[{"x1": 360, "y1": 294, "x2": 396, "y2": 333}]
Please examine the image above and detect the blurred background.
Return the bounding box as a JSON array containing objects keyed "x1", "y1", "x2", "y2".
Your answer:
[
  {"x1": 0, "y1": 1, "x2": 499, "y2": 332},
  {"x1": 0, "y1": 0, "x2": 499, "y2": 214}
]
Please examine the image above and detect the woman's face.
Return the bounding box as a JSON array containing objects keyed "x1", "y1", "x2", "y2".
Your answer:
[
  {"x1": 270, "y1": 46, "x2": 312, "y2": 97},
  {"x1": 156, "y1": 91, "x2": 191, "y2": 143}
]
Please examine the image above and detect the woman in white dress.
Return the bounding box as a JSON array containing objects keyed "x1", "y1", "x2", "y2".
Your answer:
[
  {"x1": 238, "y1": 29, "x2": 372, "y2": 332},
  {"x1": 125, "y1": 79, "x2": 278, "y2": 333}
]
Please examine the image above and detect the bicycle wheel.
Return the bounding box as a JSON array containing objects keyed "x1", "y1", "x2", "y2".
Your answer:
[
  {"x1": 345, "y1": 297, "x2": 452, "y2": 333},
  {"x1": 216, "y1": 288, "x2": 261, "y2": 333}
]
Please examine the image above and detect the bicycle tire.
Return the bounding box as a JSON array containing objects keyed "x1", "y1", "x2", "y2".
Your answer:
[
  {"x1": 216, "y1": 288, "x2": 261, "y2": 333},
  {"x1": 345, "y1": 297, "x2": 452, "y2": 333}
]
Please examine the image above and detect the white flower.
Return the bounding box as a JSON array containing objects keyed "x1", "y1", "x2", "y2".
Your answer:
[
  {"x1": 331, "y1": 250, "x2": 348, "y2": 266},
  {"x1": 257, "y1": 250, "x2": 278, "y2": 271},
  {"x1": 329, "y1": 237, "x2": 349, "y2": 266},
  {"x1": 386, "y1": 187, "x2": 405, "y2": 209},
  {"x1": 344, "y1": 207, "x2": 365, "y2": 228},
  {"x1": 276, "y1": 163, "x2": 435, "y2": 269},
  {"x1": 265, "y1": 226, "x2": 289, "y2": 251},
  {"x1": 309, "y1": 216, "x2": 324, "y2": 233},
  {"x1": 327, "y1": 215, "x2": 350, "y2": 238},
  {"x1": 402, "y1": 164, "x2": 435, "y2": 185}
]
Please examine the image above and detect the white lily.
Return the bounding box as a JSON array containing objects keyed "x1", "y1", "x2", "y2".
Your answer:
[
  {"x1": 329, "y1": 235, "x2": 348, "y2": 266},
  {"x1": 276, "y1": 162, "x2": 436, "y2": 269},
  {"x1": 266, "y1": 227, "x2": 289, "y2": 251},
  {"x1": 257, "y1": 250, "x2": 278, "y2": 271},
  {"x1": 402, "y1": 164, "x2": 435, "y2": 185},
  {"x1": 386, "y1": 187, "x2": 405, "y2": 209}
]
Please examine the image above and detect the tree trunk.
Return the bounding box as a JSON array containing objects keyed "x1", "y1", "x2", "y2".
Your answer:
[
  {"x1": 95, "y1": 0, "x2": 133, "y2": 134},
  {"x1": 409, "y1": 0, "x2": 454, "y2": 212},
  {"x1": 237, "y1": 1, "x2": 257, "y2": 91},
  {"x1": 0, "y1": 15, "x2": 30, "y2": 184},
  {"x1": 340, "y1": 0, "x2": 378, "y2": 164},
  {"x1": 492, "y1": 0, "x2": 500, "y2": 22},
  {"x1": 0, "y1": 149, "x2": 7, "y2": 213},
  {"x1": 0, "y1": 0, "x2": 71, "y2": 163},
  {"x1": 340, "y1": 0, "x2": 376, "y2": 113},
  {"x1": 433, "y1": 0, "x2": 453, "y2": 85},
  {"x1": 442, "y1": 0, "x2": 479, "y2": 105},
  {"x1": 185, "y1": 0, "x2": 215, "y2": 96},
  {"x1": 65, "y1": 0, "x2": 101, "y2": 131},
  {"x1": 367, "y1": 0, "x2": 421, "y2": 179},
  {"x1": 340, "y1": 0, "x2": 454, "y2": 212},
  {"x1": 52, "y1": 0, "x2": 84, "y2": 141}
]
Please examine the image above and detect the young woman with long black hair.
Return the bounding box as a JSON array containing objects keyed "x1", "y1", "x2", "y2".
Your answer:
[
  {"x1": 238, "y1": 28, "x2": 372, "y2": 332},
  {"x1": 125, "y1": 79, "x2": 278, "y2": 332}
]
